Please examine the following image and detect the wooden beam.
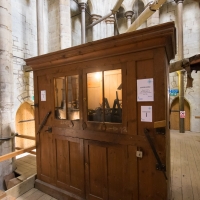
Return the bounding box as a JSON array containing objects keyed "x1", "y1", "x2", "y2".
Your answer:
[
  {"x1": 195, "y1": 116, "x2": 200, "y2": 119},
  {"x1": 28, "y1": 150, "x2": 36, "y2": 155},
  {"x1": 0, "y1": 145, "x2": 36, "y2": 162},
  {"x1": 154, "y1": 120, "x2": 166, "y2": 128},
  {"x1": 16, "y1": 135, "x2": 35, "y2": 140}
]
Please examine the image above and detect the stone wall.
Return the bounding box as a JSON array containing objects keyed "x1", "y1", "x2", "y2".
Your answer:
[
  {"x1": 71, "y1": 0, "x2": 81, "y2": 46},
  {"x1": 48, "y1": 0, "x2": 60, "y2": 52},
  {"x1": 11, "y1": 0, "x2": 37, "y2": 122}
]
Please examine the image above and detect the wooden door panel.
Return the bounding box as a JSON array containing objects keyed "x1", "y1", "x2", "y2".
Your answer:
[
  {"x1": 138, "y1": 147, "x2": 167, "y2": 200},
  {"x1": 85, "y1": 141, "x2": 138, "y2": 200},
  {"x1": 39, "y1": 129, "x2": 54, "y2": 184},
  {"x1": 136, "y1": 59, "x2": 154, "y2": 136},
  {"x1": 37, "y1": 75, "x2": 52, "y2": 126},
  {"x1": 55, "y1": 136, "x2": 85, "y2": 197}
]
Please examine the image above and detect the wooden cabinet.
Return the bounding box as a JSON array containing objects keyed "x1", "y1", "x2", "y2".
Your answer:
[{"x1": 25, "y1": 22, "x2": 176, "y2": 200}]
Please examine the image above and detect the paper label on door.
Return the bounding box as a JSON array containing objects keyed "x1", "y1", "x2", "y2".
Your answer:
[
  {"x1": 41, "y1": 90, "x2": 46, "y2": 101},
  {"x1": 141, "y1": 106, "x2": 152, "y2": 122},
  {"x1": 137, "y1": 78, "x2": 154, "y2": 101}
]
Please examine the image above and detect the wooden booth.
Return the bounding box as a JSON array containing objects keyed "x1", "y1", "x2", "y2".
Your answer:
[{"x1": 25, "y1": 22, "x2": 176, "y2": 200}]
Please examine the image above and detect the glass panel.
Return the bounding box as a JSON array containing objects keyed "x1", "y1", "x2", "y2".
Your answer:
[
  {"x1": 104, "y1": 69, "x2": 122, "y2": 123},
  {"x1": 54, "y1": 75, "x2": 80, "y2": 120},
  {"x1": 66, "y1": 75, "x2": 80, "y2": 120},
  {"x1": 87, "y1": 72, "x2": 103, "y2": 122},
  {"x1": 54, "y1": 77, "x2": 67, "y2": 119}
]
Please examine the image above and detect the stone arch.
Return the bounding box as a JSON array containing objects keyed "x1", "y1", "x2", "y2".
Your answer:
[
  {"x1": 15, "y1": 102, "x2": 35, "y2": 149},
  {"x1": 170, "y1": 97, "x2": 190, "y2": 131},
  {"x1": 87, "y1": 0, "x2": 94, "y2": 14},
  {"x1": 133, "y1": 0, "x2": 145, "y2": 20}
]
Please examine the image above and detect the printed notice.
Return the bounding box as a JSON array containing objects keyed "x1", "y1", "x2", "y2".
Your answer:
[
  {"x1": 141, "y1": 106, "x2": 152, "y2": 122},
  {"x1": 180, "y1": 111, "x2": 185, "y2": 118},
  {"x1": 41, "y1": 90, "x2": 46, "y2": 101},
  {"x1": 137, "y1": 78, "x2": 154, "y2": 101}
]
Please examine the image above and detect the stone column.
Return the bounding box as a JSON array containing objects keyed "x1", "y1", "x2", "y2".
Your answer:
[
  {"x1": 125, "y1": 11, "x2": 134, "y2": 28},
  {"x1": 79, "y1": 3, "x2": 86, "y2": 44},
  {"x1": 59, "y1": 0, "x2": 71, "y2": 49},
  {"x1": 91, "y1": 14, "x2": 102, "y2": 41},
  {"x1": 176, "y1": 0, "x2": 185, "y2": 133},
  {"x1": 147, "y1": 10, "x2": 160, "y2": 27},
  {"x1": 105, "y1": 16, "x2": 115, "y2": 38},
  {"x1": 0, "y1": 0, "x2": 14, "y2": 189},
  {"x1": 37, "y1": 0, "x2": 44, "y2": 55}
]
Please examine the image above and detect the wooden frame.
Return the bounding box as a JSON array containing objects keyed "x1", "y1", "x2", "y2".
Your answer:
[{"x1": 26, "y1": 22, "x2": 176, "y2": 200}]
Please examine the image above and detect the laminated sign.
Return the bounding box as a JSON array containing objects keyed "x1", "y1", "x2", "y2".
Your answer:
[
  {"x1": 180, "y1": 111, "x2": 185, "y2": 118},
  {"x1": 137, "y1": 78, "x2": 154, "y2": 101}
]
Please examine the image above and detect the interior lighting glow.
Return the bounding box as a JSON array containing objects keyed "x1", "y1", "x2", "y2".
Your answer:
[{"x1": 95, "y1": 72, "x2": 101, "y2": 80}]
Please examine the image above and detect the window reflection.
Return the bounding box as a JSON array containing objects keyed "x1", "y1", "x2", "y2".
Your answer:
[
  {"x1": 87, "y1": 72, "x2": 103, "y2": 121},
  {"x1": 55, "y1": 77, "x2": 66, "y2": 119},
  {"x1": 87, "y1": 69, "x2": 122, "y2": 123},
  {"x1": 67, "y1": 75, "x2": 79, "y2": 120},
  {"x1": 54, "y1": 75, "x2": 79, "y2": 120},
  {"x1": 104, "y1": 69, "x2": 122, "y2": 123}
]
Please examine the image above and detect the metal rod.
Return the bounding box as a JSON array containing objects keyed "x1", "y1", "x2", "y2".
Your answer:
[
  {"x1": 0, "y1": 133, "x2": 18, "y2": 141},
  {"x1": 87, "y1": 0, "x2": 124, "y2": 29},
  {"x1": 37, "y1": 111, "x2": 51, "y2": 134},
  {"x1": 87, "y1": 12, "x2": 112, "y2": 29},
  {"x1": 18, "y1": 119, "x2": 35, "y2": 123},
  {"x1": 144, "y1": 129, "x2": 168, "y2": 180}
]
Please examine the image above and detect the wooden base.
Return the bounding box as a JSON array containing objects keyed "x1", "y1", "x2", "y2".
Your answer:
[{"x1": 35, "y1": 179, "x2": 85, "y2": 200}]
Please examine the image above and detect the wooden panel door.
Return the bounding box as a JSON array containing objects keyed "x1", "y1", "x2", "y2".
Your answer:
[
  {"x1": 84, "y1": 140, "x2": 138, "y2": 200},
  {"x1": 170, "y1": 98, "x2": 190, "y2": 131},
  {"x1": 126, "y1": 49, "x2": 168, "y2": 199},
  {"x1": 54, "y1": 135, "x2": 85, "y2": 198},
  {"x1": 36, "y1": 74, "x2": 55, "y2": 184}
]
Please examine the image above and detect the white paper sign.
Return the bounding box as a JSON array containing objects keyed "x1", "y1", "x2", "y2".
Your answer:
[
  {"x1": 41, "y1": 90, "x2": 46, "y2": 101},
  {"x1": 141, "y1": 106, "x2": 152, "y2": 122},
  {"x1": 137, "y1": 78, "x2": 154, "y2": 101}
]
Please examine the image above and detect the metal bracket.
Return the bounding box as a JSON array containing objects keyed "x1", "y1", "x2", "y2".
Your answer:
[
  {"x1": 144, "y1": 128, "x2": 168, "y2": 180},
  {"x1": 0, "y1": 133, "x2": 18, "y2": 141},
  {"x1": 31, "y1": 103, "x2": 38, "y2": 108},
  {"x1": 155, "y1": 127, "x2": 165, "y2": 135},
  {"x1": 156, "y1": 163, "x2": 166, "y2": 171},
  {"x1": 37, "y1": 111, "x2": 52, "y2": 134}
]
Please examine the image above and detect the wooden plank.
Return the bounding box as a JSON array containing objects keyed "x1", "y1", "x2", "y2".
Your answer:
[
  {"x1": 16, "y1": 135, "x2": 35, "y2": 140},
  {"x1": 6, "y1": 175, "x2": 36, "y2": 199},
  {"x1": 16, "y1": 188, "x2": 37, "y2": 200},
  {"x1": 154, "y1": 120, "x2": 166, "y2": 128},
  {"x1": 181, "y1": 138, "x2": 193, "y2": 199},
  {"x1": 0, "y1": 146, "x2": 36, "y2": 162},
  {"x1": 195, "y1": 116, "x2": 200, "y2": 119},
  {"x1": 170, "y1": 132, "x2": 182, "y2": 200}
]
